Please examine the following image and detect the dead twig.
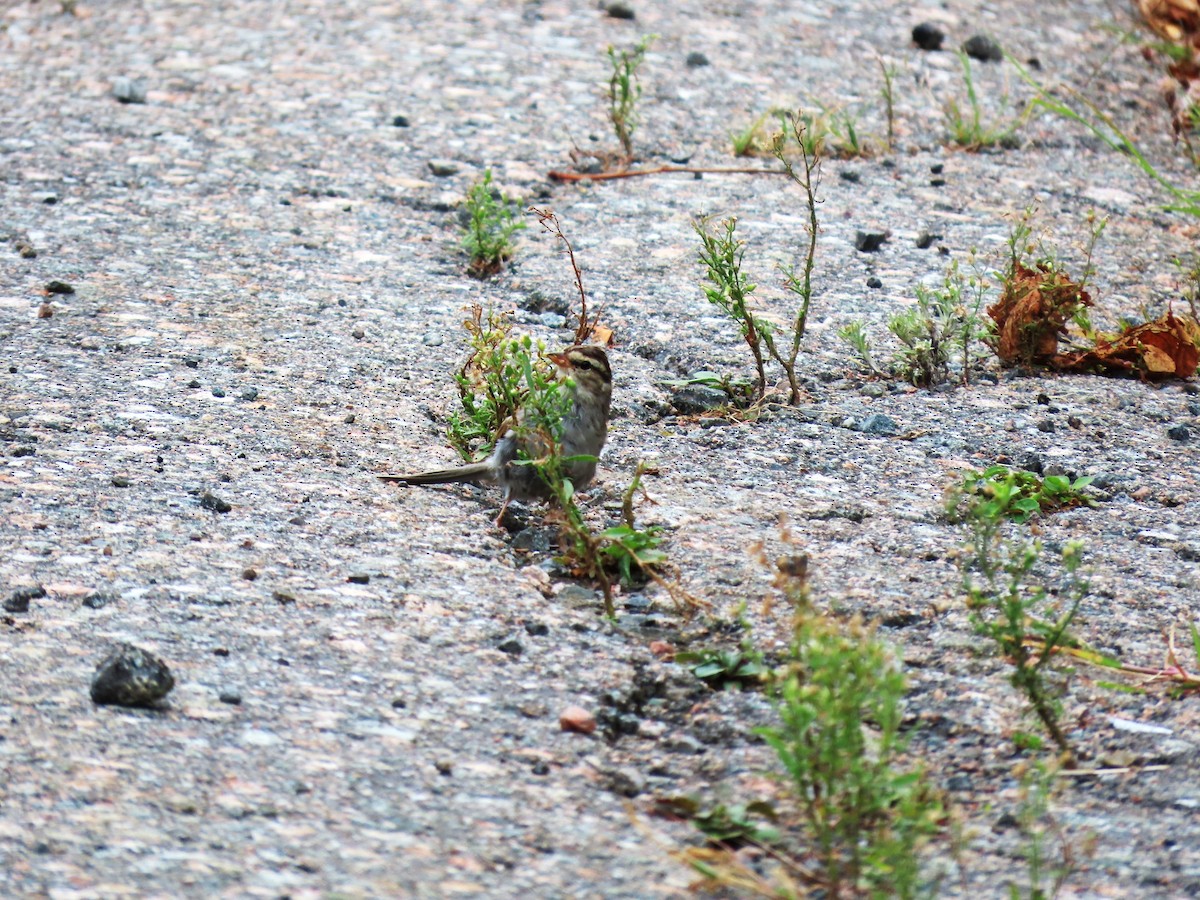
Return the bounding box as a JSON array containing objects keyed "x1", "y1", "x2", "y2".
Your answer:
[{"x1": 548, "y1": 165, "x2": 788, "y2": 182}]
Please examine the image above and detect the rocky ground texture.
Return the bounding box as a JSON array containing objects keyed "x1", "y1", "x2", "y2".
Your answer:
[{"x1": 3, "y1": 0, "x2": 1200, "y2": 897}]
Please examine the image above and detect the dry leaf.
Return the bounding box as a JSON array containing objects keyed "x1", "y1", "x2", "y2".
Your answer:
[
  {"x1": 988, "y1": 262, "x2": 1092, "y2": 365},
  {"x1": 1053, "y1": 310, "x2": 1200, "y2": 378}
]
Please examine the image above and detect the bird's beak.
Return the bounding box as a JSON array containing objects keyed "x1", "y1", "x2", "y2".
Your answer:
[{"x1": 547, "y1": 351, "x2": 569, "y2": 370}]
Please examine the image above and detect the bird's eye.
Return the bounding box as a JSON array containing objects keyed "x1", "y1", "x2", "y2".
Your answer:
[{"x1": 574, "y1": 359, "x2": 592, "y2": 370}]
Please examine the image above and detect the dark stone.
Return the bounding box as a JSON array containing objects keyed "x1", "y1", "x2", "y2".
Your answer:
[
  {"x1": 1036, "y1": 393, "x2": 1051, "y2": 405},
  {"x1": 866, "y1": 276, "x2": 883, "y2": 289},
  {"x1": 930, "y1": 177, "x2": 946, "y2": 187},
  {"x1": 857, "y1": 413, "x2": 898, "y2": 435},
  {"x1": 240, "y1": 386, "x2": 259, "y2": 401},
  {"x1": 839, "y1": 169, "x2": 861, "y2": 183},
  {"x1": 854, "y1": 231, "x2": 889, "y2": 252},
  {"x1": 211, "y1": 387, "x2": 226, "y2": 398},
  {"x1": 915, "y1": 231, "x2": 940, "y2": 249},
  {"x1": 524, "y1": 620, "x2": 550, "y2": 637},
  {"x1": 45, "y1": 280, "x2": 75, "y2": 295},
  {"x1": 218, "y1": 690, "x2": 242, "y2": 705},
  {"x1": 1037, "y1": 419, "x2": 1055, "y2": 433},
  {"x1": 930, "y1": 163, "x2": 945, "y2": 174},
  {"x1": 963, "y1": 34, "x2": 1003, "y2": 62},
  {"x1": 685, "y1": 51, "x2": 709, "y2": 68},
  {"x1": 346, "y1": 573, "x2": 370, "y2": 584},
  {"x1": 1168, "y1": 424, "x2": 1190, "y2": 442},
  {"x1": 602, "y1": 1, "x2": 635, "y2": 20},
  {"x1": 912, "y1": 23, "x2": 945, "y2": 51},
  {"x1": 199, "y1": 492, "x2": 232, "y2": 513},
  {"x1": 671, "y1": 383, "x2": 729, "y2": 414},
  {"x1": 90, "y1": 643, "x2": 175, "y2": 707},
  {"x1": 531, "y1": 761, "x2": 550, "y2": 775},
  {"x1": 497, "y1": 636, "x2": 524, "y2": 656},
  {"x1": 5, "y1": 584, "x2": 46, "y2": 613},
  {"x1": 82, "y1": 591, "x2": 118, "y2": 610},
  {"x1": 1019, "y1": 452, "x2": 1044, "y2": 475},
  {"x1": 391, "y1": 114, "x2": 410, "y2": 127}
]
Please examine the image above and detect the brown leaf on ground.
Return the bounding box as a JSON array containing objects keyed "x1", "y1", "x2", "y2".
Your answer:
[
  {"x1": 1052, "y1": 310, "x2": 1200, "y2": 378},
  {"x1": 1139, "y1": 0, "x2": 1200, "y2": 42},
  {"x1": 988, "y1": 262, "x2": 1092, "y2": 365}
]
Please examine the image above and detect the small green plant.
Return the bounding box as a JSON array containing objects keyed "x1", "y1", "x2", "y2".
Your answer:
[
  {"x1": 446, "y1": 306, "x2": 526, "y2": 460},
  {"x1": 679, "y1": 530, "x2": 943, "y2": 899},
  {"x1": 950, "y1": 481, "x2": 1089, "y2": 763},
  {"x1": 694, "y1": 113, "x2": 820, "y2": 405},
  {"x1": 943, "y1": 51, "x2": 1029, "y2": 150},
  {"x1": 842, "y1": 260, "x2": 989, "y2": 386},
  {"x1": 677, "y1": 614, "x2": 767, "y2": 691},
  {"x1": 661, "y1": 370, "x2": 756, "y2": 407},
  {"x1": 1006, "y1": 761, "x2": 1091, "y2": 898},
  {"x1": 879, "y1": 58, "x2": 898, "y2": 152},
  {"x1": 689, "y1": 801, "x2": 782, "y2": 848},
  {"x1": 1176, "y1": 255, "x2": 1200, "y2": 320},
  {"x1": 607, "y1": 34, "x2": 655, "y2": 160},
  {"x1": 817, "y1": 102, "x2": 872, "y2": 158},
  {"x1": 730, "y1": 110, "x2": 775, "y2": 157},
  {"x1": 460, "y1": 170, "x2": 526, "y2": 277},
  {"x1": 947, "y1": 465, "x2": 1097, "y2": 525}
]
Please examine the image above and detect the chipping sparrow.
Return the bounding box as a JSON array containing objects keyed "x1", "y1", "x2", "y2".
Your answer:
[{"x1": 379, "y1": 345, "x2": 612, "y2": 521}]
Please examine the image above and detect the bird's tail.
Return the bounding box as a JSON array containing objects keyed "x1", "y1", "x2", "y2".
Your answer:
[{"x1": 377, "y1": 461, "x2": 493, "y2": 486}]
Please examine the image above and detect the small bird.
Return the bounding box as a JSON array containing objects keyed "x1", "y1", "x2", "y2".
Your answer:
[{"x1": 379, "y1": 344, "x2": 613, "y2": 522}]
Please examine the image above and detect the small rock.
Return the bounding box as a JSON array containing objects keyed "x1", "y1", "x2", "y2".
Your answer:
[
  {"x1": 187, "y1": 378, "x2": 201, "y2": 389},
  {"x1": 1168, "y1": 424, "x2": 1190, "y2": 442},
  {"x1": 685, "y1": 51, "x2": 709, "y2": 68},
  {"x1": 5, "y1": 584, "x2": 46, "y2": 613},
  {"x1": 664, "y1": 734, "x2": 706, "y2": 755},
  {"x1": 391, "y1": 114, "x2": 410, "y2": 127},
  {"x1": 963, "y1": 34, "x2": 1003, "y2": 62},
  {"x1": 211, "y1": 387, "x2": 226, "y2": 398},
  {"x1": 184, "y1": 357, "x2": 200, "y2": 368},
  {"x1": 434, "y1": 759, "x2": 454, "y2": 776},
  {"x1": 912, "y1": 22, "x2": 945, "y2": 51},
  {"x1": 602, "y1": 0, "x2": 635, "y2": 19},
  {"x1": 218, "y1": 690, "x2": 243, "y2": 705},
  {"x1": 111, "y1": 474, "x2": 130, "y2": 487},
  {"x1": 421, "y1": 331, "x2": 443, "y2": 347},
  {"x1": 17, "y1": 241, "x2": 37, "y2": 258},
  {"x1": 273, "y1": 590, "x2": 296, "y2": 605},
  {"x1": 111, "y1": 77, "x2": 148, "y2": 104},
  {"x1": 346, "y1": 573, "x2": 370, "y2": 584},
  {"x1": 600, "y1": 766, "x2": 646, "y2": 797},
  {"x1": 512, "y1": 527, "x2": 553, "y2": 553},
  {"x1": 199, "y1": 492, "x2": 232, "y2": 513},
  {"x1": 81, "y1": 591, "x2": 118, "y2": 610},
  {"x1": 559, "y1": 705, "x2": 597, "y2": 735},
  {"x1": 352, "y1": 326, "x2": 365, "y2": 340},
  {"x1": 670, "y1": 384, "x2": 729, "y2": 414},
  {"x1": 839, "y1": 169, "x2": 861, "y2": 184},
  {"x1": 524, "y1": 620, "x2": 550, "y2": 637},
  {"x1": 857, "y1": 413, "x2": 898, "y2": 435},
  {"x1": 240, "y1": 386, "x2": 259, "y2": 401},
  {"x1": 556, "y1": 584, "x2": 599, "y2": 610},
  {"x1": 1037, "y1": 419, "x2": 1055, "y2": 433},
  {"x1": 1019, "y1": 452, "x2": 1044, "y2": 474},
  {"x1": 648, "y1": 640, "x2": 675, "y2": 659},
  {"x1": 915, "y1": 230, "x2": 940, "y2": 249},
  {"x1": 79, "y1": 336, "x2": 102, "y2": 351},
  {"x1": 37, "y1": 303, "x2": 53, "y2": 318},
  {"x1": 854, "y1": 231, "x2": 889, "y2": 252},
  {"x1": 427, "y1": 159, "x2": 460, "y2": 177},
  {"x1": 90, "y1": 643, "x2": 175, "y2": 707},
  {"x1": 866, "y1": 276, "x2": 883, "y2": 289},
  {"x1": 860, "y1": 382, "x2": 887, "y2": 398},
  {"x1": 242, "y1": 568, "x2": 258, "y2": 581},
  {"x1": 45, "y1": 280, "x2": 75, "y2": 295},
  {"x1": 497, "y1": 635, "x2": 524, "y2": 656}
]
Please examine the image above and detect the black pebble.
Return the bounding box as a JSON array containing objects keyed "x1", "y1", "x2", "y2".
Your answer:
[
  {"x1": 5, "y1": 584, "x2": 46, "y2": 613},
  {"x1": 497, "y1": 636, "x2": 524, "y2": 656},
  {"x1": 839, "y1": 170, "x2": 861, "y2": 183},
  {"x1": 963, "y1": 34, "x2": 1003, "y2": 62},
  {"x1": 602, "y1": 0, "x2": 635, "y2": 19},
  {"x1": 685, "y1": 51, "x2": 709, "y2": 68},
  {"x1": 82, "y1": 591, "x2": 118, "y2": 610},
  {"x1": 199, "y1": 492, "x2": 233, "y2": 513},
  {"x1": 912, "y1": 23, "x2": 945, "y2": 51},
  {"x1": 1168, "y1": 424, "x2": 1190, "y2": 442},
  {"x1": 90, "y1": 643, "x2": 175, "y2": 707},
  {"x1": 45, "y1": 280, "x2": 75, "y2": 295},
  {"x1": 854, "y1": 231, "x2": 889, "y2": 252},
  {"x1": 347, "y1": 573, "x2": 370, "y2": 584},
  {"x1": 867, "y1": 276, "x2": 883, "y2": 289},
  {"x1": 391, "y1": 114, "x2": 410, "y2": 127},
  {"x1": 915, "y1": 231, "x2": 940, "y2": 249},
  {"x1": 211, "y1": 387, "x2": 226, "y2": 398},
  {"x1": 524, "y1": 620, "x2": 550, "y2": 636}
]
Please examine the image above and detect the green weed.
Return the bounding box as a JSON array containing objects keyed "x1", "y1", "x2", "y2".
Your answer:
[
  {"x1": 607, "y1": 34, "x2": 655, "y2": 160},
  {"x1": 943, "y1": 51, "x2": 1029, "y2": 150},
  {"x1": 946, "y1": 465, "x2": 1097, "y2": 525},
  {"x1": 460, "y1": 170, "x2": 525, "y2": 278}
]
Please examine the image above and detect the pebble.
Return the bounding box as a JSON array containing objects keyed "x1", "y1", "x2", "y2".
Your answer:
[
  {"x1": 1168, "y1": 424, "x2": 1190, "y2": 442},
  {"x1": 602, "y1": 1, "x2": 635, "y2": 20},
  {"x1": 81, "y1": 591, "x2": 118, "y2": 610},
  {"x1": 111, "y1": 474, "x2": 130, "y2": 487},
  {"x1": 685, "y1": 51, "x2": 710, "y2": 68},
  {"x1": 857, "y1": 413, "x2": 898, "y2": 435},
  {"x1": 5, "y1": 584, "x2": 46, "y2": 613},
  {"x1": 211, "y1": 387, "x2": 226, "y2": 398},
  {"x1": 497, "y1": 635, "x2": 524, "y2": 656},
  {"x1": 218, "y1": 690, "x2": 243, "y2": 705},
  {"x1": 963, "y1": 34, "x2": 1003, "y2": 63},
  {"x1": 199, "y1": 492, "x2": 233, "y2": 513},
  {"x1": 79, "y1": 336, "x2": 102, "y2": 350},
  {"x1": 866, "y1": 276, "x2": 883, "y2": 289},
  {"x1": 111, "y1": 76, "x2": 148, "y2": 104},
  {"x1": 523, "y1": 620, "x2": 549, "y2": 637},
  {"x1": 240, "y1": 386, "x2": 259, "y2": 401},
  {"x1": 391, "y1": 114, "x2": 410, "y2": 127},
  {"x1": 670, "y1": 384, "x2": 729, "y2": 414},
  {"x1": 912, "y1": 23, "x2": 945, "y2": 51},
  {"x1": 427, "y1": 159, "x2": 460, "y2": 177},
  {"x1": 90, "y1": 643, "x2": 175, "y2": 707},
  {"x1": 421, "y1": 331, "x2": 443, "y2": 347},
  {"x1": 559, "y1": 705, "x2": 597, "y2": 735},
  {"x1": 44, "y1": 280, "x2": 74, "y2": 294},
  {"x1": 854, "y1": 231, "x2": 889, "y2": 252}
]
